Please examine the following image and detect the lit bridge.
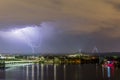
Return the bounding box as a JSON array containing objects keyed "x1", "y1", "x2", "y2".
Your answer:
[{"x1": 5, "y1": 60, "x2": 39, "y2": 68}]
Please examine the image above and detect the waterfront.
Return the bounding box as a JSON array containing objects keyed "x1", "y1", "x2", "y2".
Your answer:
[{"x1": 0, "y1": 64, "x2": 119, "y2": 80}]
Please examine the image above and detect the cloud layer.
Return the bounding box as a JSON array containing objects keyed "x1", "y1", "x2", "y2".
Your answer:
[{"x1": 0, "y1": 0, "x2": 120, "y2": 53}]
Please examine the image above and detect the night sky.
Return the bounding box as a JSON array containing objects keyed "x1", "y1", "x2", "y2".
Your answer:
[{"x1": 0, "y1": 0, "x2": 120, "y2": 54}]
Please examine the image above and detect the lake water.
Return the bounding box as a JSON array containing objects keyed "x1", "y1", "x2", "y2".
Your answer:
[{"x1": 0, "y1": 64, "x2": 120, "y2": 80}]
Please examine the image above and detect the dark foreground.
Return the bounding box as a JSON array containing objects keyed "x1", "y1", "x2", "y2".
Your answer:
[{"x1": 0, "y1": 64, "x2": 120, "y2": 80}]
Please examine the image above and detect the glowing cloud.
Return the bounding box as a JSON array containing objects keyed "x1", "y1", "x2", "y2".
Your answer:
[
  {"x1": 10, "y1": 26, "x2": 41, "y2": 53},
  {"x1": 0, "y1": 23, "x2": 56, "y2": 53},
  {"x1": 0, "y1": 26, "x2": 41, "y2": 53}
]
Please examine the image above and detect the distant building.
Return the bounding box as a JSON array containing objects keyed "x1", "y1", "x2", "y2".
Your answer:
[{"x1": 0, "y1": 54, "x2": 6, "y2": 59}]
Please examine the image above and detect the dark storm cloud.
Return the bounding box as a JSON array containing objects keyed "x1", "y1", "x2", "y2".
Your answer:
[
  {"x1": 0, "y1": 0, "x2": 120, "y2": 53},
  {"x1": 104, "y1": 0, "x2": 120, "y2": 11}
]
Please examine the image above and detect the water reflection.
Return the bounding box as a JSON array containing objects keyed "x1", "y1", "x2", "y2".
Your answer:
[
  {"x1": 102, "y1": 66, "x2": 115, "y2": 80},
  {"x1": 26, "y1": 65, "x2": 29, "y2": 80},
  {"x1": 32, "y1": 65, "x2": 34, "y2": 80},
  {"x1": 37, "y1": 63, "x2": 39, "y2": 80},
  {"x1": 107, "y1": 67, "x2": 111, "y2": 78},
  {"x1": 46, "y1": 65, "x2": 48, "y2": 80},
  {"x1": 3, "y1": 64, "x2": 120, "y2": 80},
  {"x1": 64, "y1": 64, "x2": 66, "y2": 80},
  {"x1": 54, "y1": 64, "x2": 56, "y2": 80},
  {"x1": 0, "y1": 70, "x2": 5, "y2": 79},
  {"x1": 25, "y1": 64, "x2": 41, "y2": 80},
  {"x1": 41, "y1": 64, "x2": 44, "y2": 80}
]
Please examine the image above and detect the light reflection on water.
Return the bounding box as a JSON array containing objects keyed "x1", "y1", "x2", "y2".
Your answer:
[
  {"x1": 101, "y1": 66, "x2": 116, "y2": 80},
  {"x1": 64, "y1": 64, "x2": 66, "y2": 80},
  {"x1": 0, "y1": 64, "x2": 120, "y2": 80},
  {"x1": 41, "y1": 64, "x2": 44, "y2": 80},
  {"x1": 26, "y1": 65, "x2": 29, "y2": 80}
]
